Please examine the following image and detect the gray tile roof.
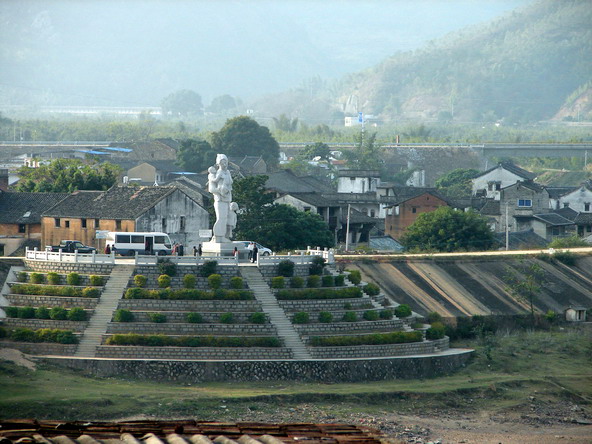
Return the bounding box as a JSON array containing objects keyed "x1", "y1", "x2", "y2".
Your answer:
[
  {"x1": 479, "y1": 199, "x2": 501, "y2": 216},
  {"x1": 574, "y1": 212, "x2": 592, "y2": 224},
  {"x1": 494, "y1": 229, "x2": 548, "y2": 249},
  {"x1": 477, "y1": 162, "x2": 537, "y2": 180},
  {"x1": 533, "y1": 213, "x2": 575, "y2": 226},
  {"x1": 42, "y1": 186, "x2": 194, "y2": 219},
  {"x1": 0, "y1": 192, "x2": 69, "y2": 224},
  {"x1": 546, "y1": 186, "x2": 577, "y2": 199},
  {"x1": 337, "y1": 169, "x2": 380, "y2": 177},
  {"x1": 266, "y1": 170, "x2": 333, "y2": 194},
  {"x1": 554, "y1": 207, "x2": 579, "y2": 221}
]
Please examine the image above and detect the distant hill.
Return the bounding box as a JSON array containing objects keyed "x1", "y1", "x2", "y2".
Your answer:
[{"x1": 258, "y1": 0, "x2": 592, "y2": 125}]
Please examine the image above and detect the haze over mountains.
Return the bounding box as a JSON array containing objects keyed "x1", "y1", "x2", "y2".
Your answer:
[{"x1": 1, "y1": 1, "x2": 527, "y2": 108}]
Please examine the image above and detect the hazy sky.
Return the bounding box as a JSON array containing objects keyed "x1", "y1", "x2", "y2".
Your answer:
[{"x1": 0, "y1": 0, "x2": 533, "y2": 107}]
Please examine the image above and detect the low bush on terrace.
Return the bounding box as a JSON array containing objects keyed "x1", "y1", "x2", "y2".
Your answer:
[
  {"x1": 47, "y1": 272, "x2": 60, "y2": 285},
  {"x1": 66, "y1": 272, "x2": 80, "y2": 286},
  {"x1": 89, "y1": 275, "x2": 104, "y2": 286},
  {"x1": 105, "y1": 334, "x2": 280, "y2": 347},
  {"x1": 334, "y1": 275, "x2": 345, "y2": 286},
  {"x1": 4, "y1": 306, "x2": 87, "y2": 321},
  {"x1": 346, "y1": 269, "x2": 362, "y2": 285},
  {"x1": 271, "y1": 276, "x2": 285, "y2": 289},
  {"x1": 248, "y1": 312, "x2": 266, "y2": 324},
  {"x1": 134, "y1": 275, "x2": 148, "y2": 288},
  {"x1": 394, "y1": 304, "x2": 412, "y2": 318},
  {"x1": 148, "y1": 313, "x2": 167, "y2": 323},
  {"x1": 276, "y1": 287, "x2": 362, "y2": 300},
  {"x1": 426, "y1": 321, "x2": 446, "y2": 340},
  {"x1": 321, "y1": 275, "x2": 334, "y2": 287},
  {"x1": 113, "y1": 309, "x2": 134, "y2": 322},
  {"x1": 30, "y1": 273, "x2": 44, "y2": 284},
  {"x1": 123, "y1": 287, "x2": 254, "y2": 300},
  {"x1": 309, "y1": 331, "x2": 423, "y2": 347},
  {"x1": 7, "y1": 327, "x2": 78, "y2": 344},
  {"x1": 9, "y1": 284, "x2": 100, "y2": 298},
  {"x1": 363, "y1": 283, "x2": 380, "y2": 296},
  {"x1": 229, "y1": 276, "x2": 244, "y2": 289}
]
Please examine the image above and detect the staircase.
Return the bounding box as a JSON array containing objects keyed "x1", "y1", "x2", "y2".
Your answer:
[
  {"x1": 75, "y1": 264, "x2": 135, "y2": 357},
  {"x1": 240, "y1": 266, "x2": 312, "y2": 360}
]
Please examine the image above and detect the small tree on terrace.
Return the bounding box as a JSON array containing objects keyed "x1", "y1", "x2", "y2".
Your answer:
[{"x1": 504, "y1": 261, "x2": 545, "y2": 323}]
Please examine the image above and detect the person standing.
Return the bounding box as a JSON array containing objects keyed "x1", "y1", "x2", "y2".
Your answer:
[
  {"x1": 192, "y1": 245, "x2": 197, "y2": 256},
  {"x1": 178, "y1": 243, "x2": 184, "y2": 256},
  {"x1": 247, "y1": 241, "x2": 254, "y2": 261},
  {"x1": 104, "y1": 244, "x2": 111, "y2": 254},
  {"x1": 233, "y1": 246, "x2": 239, "y2": 260},
  {"x1": 172, "y1": 243, "x2": 177, "y2": 256},
  {"x1": 197, "y1": 244, "x2": 202, "y2": 256},
  {"x1": 251, "y1": 244, "x2": 258, "y2": 263}
]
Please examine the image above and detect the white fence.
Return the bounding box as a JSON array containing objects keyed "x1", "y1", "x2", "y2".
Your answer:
[
  {"x1": 26, "y1": 248, "x2": 115, "y2": 264},
  {"x1": 135, "y1": 254, "x2": 239, "y2": 266}
]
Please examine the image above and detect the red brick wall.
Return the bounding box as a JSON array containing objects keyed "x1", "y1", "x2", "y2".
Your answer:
[{"x1": 385, "y1": 193, "x2": 448, "y2": 240}]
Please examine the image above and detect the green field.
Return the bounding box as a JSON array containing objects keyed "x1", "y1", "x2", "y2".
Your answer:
[{"x1": 1, "y1": 329, "x2": 591, "y2": 420}]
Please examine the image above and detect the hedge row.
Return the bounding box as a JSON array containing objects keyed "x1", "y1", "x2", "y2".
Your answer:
[
  {"x1": 9, "y1": 284, "x2": 100, "y2": 298},
  {"x1": 293, "y1": 309, "x2": 394, "y2": 324},
  {"x1": 271, "y1": 274, "x2": 346, "y2": 289},
  {"x1": 3, "y1": 327, "x2": 78, "y2": 344},
  {"x1": 105, "y1": 333, "x2": 280, "y2": 348},
  {"x1": 3, "y1": 306, "x2": 87, "y2": 321},
  {"x1": 112, "y1": 309, "x2": 267, "y2": 324},
  {"x1": 309, "y1": 331, "x2": 423, "y2": 347},
  {"x1": 124, "y1": 287, "x2": 254, "y2": 300},
  {"x1": 16, "y1": 272, "x2": 104, "y2": 286},
  {"x1": 276, "y1": 287, "x2": 363, "y2": 300}
]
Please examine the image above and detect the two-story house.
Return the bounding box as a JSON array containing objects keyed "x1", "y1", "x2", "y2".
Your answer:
[{"x1": 472, "y1": 162, "x2": 537, "y2": 199}]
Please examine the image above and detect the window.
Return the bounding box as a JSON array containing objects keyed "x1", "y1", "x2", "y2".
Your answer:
[
  {"x1": 564, "y1": 202, "x2": 570, "y2": 208},
  {"x1": 180, "y1": 216, "x2": 186, "y2": 231},
  {"x1": 116, "y1": 234, "x2": 131, "y2": 243},
  {"x1": 162, "y1": 218, "x2": 167, "y2": 231},
  {"x1": 18, "y1": 224, "x2": 26, "y2": 233},
  {"x1": 517, "y1": 199, "x2": 532, "y2": 207},
  {"x1": 131, "y1": 235, "x2": 144, "y2": 243},
  {"x1": 370, "y1": 209, "x2": 376, "y2": 217},
  {"x1": 303, "y1": 207, "x2": 311, "y2": 212},
  {"x1": 585, "y1": 203, "x2": 590, "y2": 212},
  {"x1": 412, "y1": 207, "x2": 417, "y2": 213},
  {"x1": 81, "y1": 219, "x2": 87, "y2": 228},
  {"x1": 116, "y1": 220, "x2": 122, "y2": 230},
  {"x1": 94, "y1": 219, "x2": 100, "y2": 228},
  {"x1": 54, "y1": 218, "x2": 60, "y2": 227},
  {"x1": 65, "y1": 220, "x2": 70, "y2": 228}
]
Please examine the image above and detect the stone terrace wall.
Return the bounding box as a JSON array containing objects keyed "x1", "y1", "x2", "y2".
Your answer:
[
  {"x1": 4, "y1": 295, "x2": 99, "y2": 309},
  {"x1": 44, "y1": 349, "x2": 473, "y2": 382},
  {"x1": 308, "y1": 337, "x2": 449, "y2": 359},
  {"x1": 277, "y1": 296, "x2": 375, "y2": 312},
  {"x1": 106, "y1": 323, "x2": 276, "y2": 335},
  {"x1": 120, "y1": 312, "x2": 264, "y2": 324},
  {"x1": 0, "y1": 341, "x2": 77, "y2": 356},
  {"x1": 117, "y1": 300, "x2": 261, "y2": 312},
  {"x1": 294, "y1": 319, "x2": 404, "y2": 334},
  {"x1": 24, "y1": 260, "x2": 114, "y2": 275},
  {"x1": 95, "y1": 346, "x2": 293, "y2": 360},
  {"x1": 259, "y1": 264, "x2": 309, "y2": 278},
  {"x1": 3, "y1": 318, "x2": 88, "y2": 332}
]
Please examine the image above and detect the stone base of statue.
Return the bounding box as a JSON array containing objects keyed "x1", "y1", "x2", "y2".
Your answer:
[{"x1": 201, "y1": 240, "x2": 236, "y2": 257}]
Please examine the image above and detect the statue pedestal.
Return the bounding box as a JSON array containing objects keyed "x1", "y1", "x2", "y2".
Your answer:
[{"x1": 201, "y1": 241, "x2": 235, "y2": 257}]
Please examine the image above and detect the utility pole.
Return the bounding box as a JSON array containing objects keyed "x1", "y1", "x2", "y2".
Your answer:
[
  {"x1": 505, "y1": 203, "x2": 510, "y2": 251},
  {"x1": 345, "y1": 204, "x2": 351, "y2": 251}
]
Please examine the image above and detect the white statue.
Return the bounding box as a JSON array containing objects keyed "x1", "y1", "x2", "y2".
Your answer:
[
  {"x1": 209, "y1": 154, "x2": 233, "y2": 242},
  {"x1": 226, "y1": 201, "x2": 239, "y2": 239}
]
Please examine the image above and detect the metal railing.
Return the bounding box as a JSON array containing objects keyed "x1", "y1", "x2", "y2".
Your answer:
[{"x1": 26, "y1": 248, "x2": 115, "y2": 264}]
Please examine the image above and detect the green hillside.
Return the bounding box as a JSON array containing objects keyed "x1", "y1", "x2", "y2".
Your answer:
[{"x1": 337, "y1": 0, "x2": 592, "y2": 124}]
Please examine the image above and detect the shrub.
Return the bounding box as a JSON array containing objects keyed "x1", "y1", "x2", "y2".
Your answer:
[
  {"x1": 106, "y1": 333, "x2": 280, "y2": 348},
  {"x1": 208, "y1": 273, "x2": 223, "y2": 289},
  {"x1": 183, "y1": 274, "x2": 196, "y2": 289},
  {"x1": 123, "y1": 287, "x2": 254, "y2": 301},
  {"x1": 363, "y1": 283, "x2": 380, "y2": 296},
  {"x1": 66, "y1": 272, "x2": 80, "y2": 285},
  {"x1": 113, "y1": 309, "x2": 134, "y2": 322},
  {"x1": 186, "y1": 312, "x2": 203, "y2": 323},
  {"x1": 10, "y1": 327, "x2": 36, "y2": 342},
  {"x1": 545, "y1": 310, "x2": 558, "y2": 322},
  {"x1": 276, "y1": 287, "x2": 363, "y2": 300},
  {"x1": 67, "y1": 307, "x2": 87, "y2": 321},
  {"x1": 363, "y1": 310, "x2": 379, "y2": 321},
  {"x1": 307, "y1": 275, "x2": 321, "y2": 288},
  {"x1": 158, "y1": 258, "x2": 177, "y2": 276},
  {"x1": 201, "y1": 260, "x2": 218, "y2": 277},
  {"x1": 277, "y1": 260, "x2": 295, "y2": 277},
  {"x1": 293, "y1": 312, "x2": 310, "y2": 324},
  {"x1": 318, "y1": 311, "x2": 333, "y2": 323},
  {"x1": 55, "y1": 330, "x2": 78, "y2": 344},
  {"x1": 321, "y1": 275, "x2": 334, "y2": 287},
  {"x1": 411, "y1": 321, "x2": 424, "y2": 329},
  {"x1": 148, "y1": 313, "x2": 167, "y2": 323},
  {"x1": 89, "y1": 275, "x2": 103, "y2": 286},
  {"x1": 334, "y1": 274, "x2": 345, "y2": 286},
  {"x1": 290, "y1": 276, "x2": 304, "y2": 288},
  {"x1": 219, "y1": 312, "x2": 235, "y2": 324},
  {"x1": 49, "y1": 307, "x2": 68, "y2": 320},
  {"x1": 343, "y1": 302, "x2": 352, "y2": 310},
  {"x1": 309, "y1": 256, "x2": 326, "y2": 276},
  {"x1": 310, "y1": 331, "x2": 423, "y2": 347},
  {"x1": 249, "y1": 312, "x2": 266, "y2": 324},
  {"x1": 30, "y1": 273, "x2": 44, "y2": 284},
  {"x1": 379, "y1": 309, "x2": 393, "y2": 320},
  {"x1": 271, "y1": 276, "x2": 285, "y2": 289},
  {"x1": 554, "y1": 251, "x2": 577, "y2": 266},
  {"x1": 0, "y1": 327, "x2": 5, "y2": 338},
  {"x1": 157, "y1": 274, "x2": 171, "y2": 288},
  {"x1": 10, "y1": 284, "x2": 81, "y2": 297},
  {"x1": 46, "y1": 272, "x2": 60, "y2": 285},
  {"x1": 394, "y1": 304, "x2": 412, "y2": 318},
  {"x1": 16, "y1": 271, "x2": 27, "y2": 282},
  {"x1": 425, "y1": 321, "x2": 446, "y2": 340},
  {"x1": 4, "y1": 306, "x2": 19, "y2": 317},
  {"x1": 17, "y1": 306, "x2": 36, "y2": 319},
  {"x1": 347, "y1": 269, "x2": 362, "y2": 285},
  {"x1": 427, "y1": 312, "x2": 443, "y2": 324},
  {"x1": 82, "y1": 287, "x2": 100, "y2": 298},
  {"x1": 35, "y1": 306, "x2": 50, "y2": 319},
  {"x1": 134, "y1": 274, "x2": 148, "y2": 288},
  {"x1": 342, "y1": 311, "x2": 358, "y2": 322},
  {"x1": 230, "y1": 276, "x2": 243, "y2": 289}
]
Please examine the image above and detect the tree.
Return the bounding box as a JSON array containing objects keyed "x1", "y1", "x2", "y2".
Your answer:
[
  {"x1": 272, "y1": 114, "x2": 299, "y2": 132},
  {"x1": 176, "y1": 138, "x2": 216, "y2": 173},
  {"x1": 161, "y1": 90, "x2": 203, "y2": 116},
  {"x1": 210, "y1": 116, "x2": 280, "y2": 168},
  {"x1": 401, "y1": 206, "x2": 495, "y2": 252},
  {"x1": 14, "y1": 159, "x2": 122, "y2": 192},
  {"x1": 299, "y1": 142, "x2": 331, "y2": 161},
  {"x1": 207, "y1": 95, "x2": 238, "y2": 114},
  {"x1": 435, "y1": 168, "x2": 480, "y2": 198},
  {"x1": 342, "y1": 132, "x2": 384, "y2": 170},
  {"x1": 504, "y1": 262, "x2": 544, "y2": 322}
]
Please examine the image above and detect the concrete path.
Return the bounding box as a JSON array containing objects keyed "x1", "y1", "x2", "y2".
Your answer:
[
  {"x1": 75, "y1": 264, "x2": 135, "y2": 357},
  {"x1": 240, "y1": 267, "x2": 312, "y2": 360}
]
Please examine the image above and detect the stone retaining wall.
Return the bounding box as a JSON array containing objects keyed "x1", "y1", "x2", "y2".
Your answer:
[
  {"x1": 2, "y1": 318, "x2": 88, "y2": 332},
  {"x1": 294, "y1": 319, "x2": 404, "y2": 334},
  {"x1": 14, "y1": 272, "x2": 107, "y2": 287},
  {"x1": 117, "y1": 299, "x2": 261, "y2": 312},
  {"x1": 115, "y1": 311, "x2": 266, "y2": 323},
  {"x1": 25, "y1": 260, "x2": 114, "y2": 275},
  {"x1": 259, "y1": 264, "x2": 309, "y2": 278},
  {"x1": 95, "y1": 345, "x2": 293, "y2": 360},
  {"x1": 277, "y1": 296, "x2": 374, "y2": 312},
  {"x1": 4, "y1": 294, "x2": 99, "y2": 309},
  {"x1": 0, "y1": 340, "x2": 77, "y2": 356},
  {"x1": 308, "y1": 337, "x2": 450, "y2": 359},
  {"x1": 43, "y1": 348, "x2": 473, "y2": 382},
  {"x1": 106, "y1": 322, "x2": 276, "y2": 335}
]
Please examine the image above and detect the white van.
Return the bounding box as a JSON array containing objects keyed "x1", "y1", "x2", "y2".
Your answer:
[{"x1": 106, "y1": 232, "x2": 173, "y2": 256}]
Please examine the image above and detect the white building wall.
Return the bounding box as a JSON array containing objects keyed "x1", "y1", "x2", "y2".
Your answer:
[
  {"x1": 558, "y1": 187, "x2": 592, "y2": 213},
  {"x1": 472, "y1": 167, "x2": 526, "y2": 200}
]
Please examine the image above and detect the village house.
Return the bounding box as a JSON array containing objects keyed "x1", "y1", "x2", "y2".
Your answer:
[
  {"x1": 40, "y1": 184, "x2": 210, "y2": 251},
  {"x1": 472, "y1": 162, "x2": 537, "y2": 199}
]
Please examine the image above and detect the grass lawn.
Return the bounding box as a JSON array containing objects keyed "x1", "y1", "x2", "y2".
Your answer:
[{"x1": 1, "y1": 329, "x2": 590, "y2": 420}]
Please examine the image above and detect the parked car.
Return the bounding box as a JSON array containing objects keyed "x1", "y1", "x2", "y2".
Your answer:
[
  {"x1": 233, "y1": 241, "x2": 273, "y2": 256},
  {"x1": 46, "y1": 240, "x2": 96, "y2": 254}
]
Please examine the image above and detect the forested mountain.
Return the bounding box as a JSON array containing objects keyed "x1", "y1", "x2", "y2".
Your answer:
[{"x1": 256, "y1": 0, "x2": 592, "y2": 124}]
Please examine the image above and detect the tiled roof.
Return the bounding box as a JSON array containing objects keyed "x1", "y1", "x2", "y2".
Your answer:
[
  {"x1": 0, "y1": 192, "x2": 69, "y2": 224},
  {"x1": 479, "y1": 200, "x2": 501, "y2": 216},
  {"x1": 389, "y1": 187, "x2": 449, "y2": 205},
  {"x1": 281, "y1": 193, "x2": 336, "y2": 208},
  {"x1": 501, "y1": 180, "x2": 545, "y2": 193},
  {"x1": 494, "y1": 229, "x2": 548, "y2": 249},
  {"x1": 476, "y1": 162, "x2": 536, "y2": 180},
  {"x1": 574, "y1": 212, "x2": 592, "y2": 224},
  {"x1": 266, "y1": 170, "x2": 333, "y2": 194},
  {"x1": 533, "y1": 213, "x2": 575, "y2": 226},
  {"x1": 546, "y1": 186, "x2": 577, "y2": 199},
  {"x1": 42, "y1": 186, "x2": 193, "y2": 219},
  {"x1": 337, "y1": 169, "x2": 380, "y2": 177},
  {"x1": 369, "y1": 235, "x2": 404, "y2": 252},
  {"x1": 0, "y1": 420, "x2": 381, "y2": 444},
  {"x1": 554, "y1": 207, "x2": 579, "y2": 221}
]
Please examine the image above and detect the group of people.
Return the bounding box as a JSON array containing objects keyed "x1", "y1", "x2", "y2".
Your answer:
[
  {"x1": 192, "y1": 244, "x2": 203, "y2": 257},
  {"x1": 171, "y1": 243, "x2": 184, "y2": 256},
  {"x1": 247, "y1": 241, "x2": 258, "y2": 263}
]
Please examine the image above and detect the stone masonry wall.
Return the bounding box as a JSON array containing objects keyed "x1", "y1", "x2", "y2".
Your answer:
[
  {"x1": 308, "y1": 337, "x2": 450, "y2": 359},
  {"x1": 115, "y1": 312, "x2": 265, "y2": 323},
  {"x1": 0, "y1": 340, "x2": 77, "y2": 356},
  {"x1": 117, "y1": 299, "x2": 261, "y2": 312},
  {"x1": 24, "y1": 260, "x2": 114, "y2": 275},
  {"x1": 95, "y1": 346, "x2": 293, "y2": 360},
  {"x1": 4, "y1": 294, "x2": 99, "y2": 309},
  {"x1": 294, "y1": 319, "x2": 404, "y2": 334},
  {"x1": 3, "y1": 317, "x2": 88, "y2": 332},
  {"x1": 277, "y1": 296, "x2": 375, "y2": 312},
  {"x1": 106, "y1": 322, "x2": 276, "y2": 336}
]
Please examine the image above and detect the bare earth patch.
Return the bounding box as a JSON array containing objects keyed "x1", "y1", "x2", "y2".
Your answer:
[{"x1": 0, "y1": 349, "x2": 36, "y2": 370}]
